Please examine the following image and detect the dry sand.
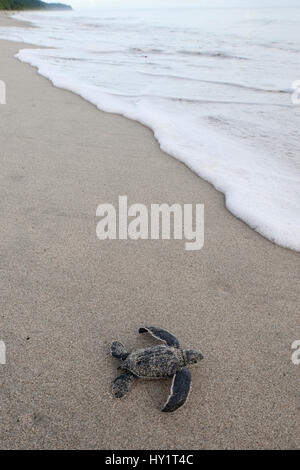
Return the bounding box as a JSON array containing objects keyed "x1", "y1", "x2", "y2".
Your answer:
[{"x1": 0, "y1": 15, "x2": 299, "y2": 449}]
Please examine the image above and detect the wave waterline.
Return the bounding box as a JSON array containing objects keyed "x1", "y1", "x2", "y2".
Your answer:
[{"x1": 0, "y1": 7, "x2": 299, "y2": 251}]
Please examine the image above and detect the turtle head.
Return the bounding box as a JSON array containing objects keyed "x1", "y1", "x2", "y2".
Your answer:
[{"x1": 184, "y1": 350, "x2": 204, "y2": 366}]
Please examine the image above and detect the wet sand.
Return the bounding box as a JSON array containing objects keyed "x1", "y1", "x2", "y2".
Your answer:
[{"x1": 0, "y1": 16, "x2": 299, "y2": 449}]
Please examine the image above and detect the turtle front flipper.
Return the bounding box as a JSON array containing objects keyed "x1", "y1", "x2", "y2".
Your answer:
[
  {"x1": 162, "y1": 368, "x2": 191, "y2": 413},
  {"x1": 138, "y1": 326, "x2": 180, "y2": 348},
  {"x1": 112, "y1": 371, "x2": 136, "y2": 399},
  {"x1": 111, "y1": 341, "x2": 129, "y2": 360}
]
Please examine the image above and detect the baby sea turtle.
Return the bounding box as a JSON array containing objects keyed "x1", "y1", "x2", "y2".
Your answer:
[{"x1": 111, "y1": 326, "x2": 204, "y2": 412}]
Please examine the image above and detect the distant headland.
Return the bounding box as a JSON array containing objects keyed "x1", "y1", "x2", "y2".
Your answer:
[{"x1": 0, "y1": 0, "x2": 72, "y2": 10}]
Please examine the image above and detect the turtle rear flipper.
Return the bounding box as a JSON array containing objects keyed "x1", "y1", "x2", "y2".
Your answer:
[
  {"x1": 111, "y1": 341, "x2": 129, "y2": 360},
  {"x1": 112, "y1": 371, "x2": 136, "y2": 398},
  {"x1": 162, "y1": 368, "x2": 191, "y2": 412}
]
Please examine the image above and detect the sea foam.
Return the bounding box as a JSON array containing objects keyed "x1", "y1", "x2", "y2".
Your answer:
[{"x1": 0, "y1": 7, "x2": 299, "y2": 251}]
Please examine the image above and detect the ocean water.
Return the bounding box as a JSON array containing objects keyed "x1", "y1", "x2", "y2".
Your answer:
[{"x1": 0, "y1": 6, "x2": 300, "y2": 251}]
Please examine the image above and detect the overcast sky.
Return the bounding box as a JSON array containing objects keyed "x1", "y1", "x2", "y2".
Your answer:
[{"x1": 48, "y1": 0, "x2": 300, "y2": 10}]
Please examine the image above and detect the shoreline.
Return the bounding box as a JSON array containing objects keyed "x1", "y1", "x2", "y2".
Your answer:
[
  {"x1": 2, "y1": 11, "x2": 299, "y2": 253},
  {"x1": 0, "y1": 11, "x2": 33, "y2": 27},
  {"x1": 0, "y1": 12, "x2": 300, "y2": 253},
  {"x1": 0, "y1": 16, "x2": 299, "y2": 450}
]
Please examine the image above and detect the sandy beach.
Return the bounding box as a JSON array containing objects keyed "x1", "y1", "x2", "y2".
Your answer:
[{"x1": 0, "y1": 14, "x2": 299, "y2": 450}]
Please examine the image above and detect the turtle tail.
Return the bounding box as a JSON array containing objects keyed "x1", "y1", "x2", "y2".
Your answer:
[{"x1": 111, "y1": 341, "x2": 129, "y2": 360}]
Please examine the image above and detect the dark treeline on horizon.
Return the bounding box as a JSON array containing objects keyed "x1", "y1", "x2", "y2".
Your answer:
[{"x1": 0, "y1": 0, "x2": 72, "y2": 10}]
